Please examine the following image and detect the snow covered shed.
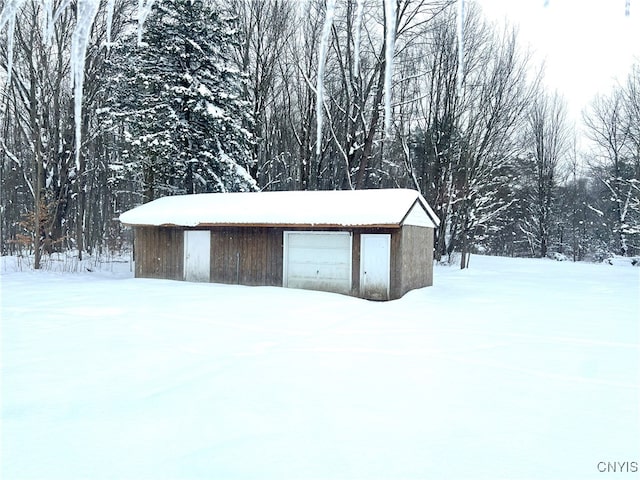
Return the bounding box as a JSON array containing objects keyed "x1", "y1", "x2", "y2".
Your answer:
[{"x1": 119, "y1": 189, "x2": 440, "y2": 300}]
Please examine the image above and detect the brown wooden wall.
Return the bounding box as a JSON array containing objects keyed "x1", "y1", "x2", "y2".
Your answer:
[
  {"x1": 210, "y1": 227, "x2": 283, "y2": 286},
  {"x1": 389, "y1": 230, "x2": 402, "y2": 300},
  {"x1": 134, "y1": 227, "x2": 184, "y2": 280},
  {"x1": 397, "y1": 225, "x2": 434, "y2": 298},
  {"x1": 133, "y1": 224, "x2": 434, "y2": 299}
]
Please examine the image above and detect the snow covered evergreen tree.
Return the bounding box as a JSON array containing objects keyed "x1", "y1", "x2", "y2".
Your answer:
[{"x1": 104, "y1": 0, "x2": 257, "y2": 201}]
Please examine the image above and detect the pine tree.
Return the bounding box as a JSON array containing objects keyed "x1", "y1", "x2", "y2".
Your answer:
[{"x1": 104, "y1": 0, "x2": 257, "y2": 202}]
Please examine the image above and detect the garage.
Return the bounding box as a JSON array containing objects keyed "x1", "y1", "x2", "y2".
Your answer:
[
  {"x1": 283, "y1": 231, "x2": 352, "y2": 294},
  {"x1": 120, "y1": 188, "x2": 440, "y2": 300}
]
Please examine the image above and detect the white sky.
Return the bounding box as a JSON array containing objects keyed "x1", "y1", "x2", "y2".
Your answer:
[{"x1": 472, "y1": 0, "x2": 640, "y2": 121}]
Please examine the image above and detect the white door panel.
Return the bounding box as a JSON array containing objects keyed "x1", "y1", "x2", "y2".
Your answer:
[
  {"x1": 360, "y1": 234, "x2": 390, "y2": 300},
  {"x1": 184, "y1": 230, "x2": 210, "y2": 282}
]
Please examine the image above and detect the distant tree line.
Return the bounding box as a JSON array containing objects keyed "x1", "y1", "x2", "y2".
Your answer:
[{"x1": 1, "y1": 0, "x2": 638, "y2": 268}]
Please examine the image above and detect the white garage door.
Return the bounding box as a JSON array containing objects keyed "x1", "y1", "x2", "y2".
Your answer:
[{"x1": 284, "y1": 232, "x2": 352, "y2": 294}]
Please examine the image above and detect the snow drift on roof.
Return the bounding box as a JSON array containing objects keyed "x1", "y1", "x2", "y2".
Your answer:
[{"x1": 119, "y1": 188, "x2": 440, "y2": 228}]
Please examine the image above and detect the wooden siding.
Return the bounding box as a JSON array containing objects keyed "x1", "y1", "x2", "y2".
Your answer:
[
  {"x1": 134, "y1": 227, "x2": 184, "y2": 280},
  {"x1": 389, "y1": 230, "x2": 402, "y2": 300},
  {"x1": 397, "y1": 225, "x2": 434, "y2": 297},
  {"x1": 132, "y1": 224, "x2": 434, "y2": 299},
  {"x1": 210, "y1": 227, "x2": 283, "y2": 286},
  {"x1": 351, "y1": 232, "x2": 361, "y2": 295}
]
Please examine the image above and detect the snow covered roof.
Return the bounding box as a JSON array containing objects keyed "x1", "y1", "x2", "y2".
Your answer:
[{"x1": 119, "y1": 188, "x2": 440, "y2": 228}]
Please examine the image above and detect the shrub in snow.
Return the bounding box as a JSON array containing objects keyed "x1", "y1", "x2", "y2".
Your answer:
[
  {"x1": 603, "y1": 256, "x2": 640, "y2": 267},
  {"x1": 1, "y1": 250, "x2": 133, "y2": 274},
  {"x1": 550, "y1": 252, "x2": 568, "y2": 261}
]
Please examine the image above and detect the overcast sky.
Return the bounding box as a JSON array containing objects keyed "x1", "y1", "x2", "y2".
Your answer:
[{"x1": 472, "y1": 0, "x2": 639, "y2": 121}]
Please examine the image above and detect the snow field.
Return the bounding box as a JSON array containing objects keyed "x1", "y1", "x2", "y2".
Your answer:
[{"x1": 1, "y1": 255, "x2": 638, "y2": 479}]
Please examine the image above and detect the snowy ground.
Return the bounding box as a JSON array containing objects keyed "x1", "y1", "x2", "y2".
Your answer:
[{"x1": 1, "y1": 255, "x2": 638, "y2": 479}]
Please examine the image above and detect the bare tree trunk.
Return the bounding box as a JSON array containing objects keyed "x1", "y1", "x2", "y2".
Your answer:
[
  {"x1": 34, "y1": 152, "x2": 43, "y2": 269},
  {"x1": 354, "y1": 57, "x2": 386, "y2": 189},
  {"x1": 26, "y1": 12, "x2": 44, "y2": 269},
  {"x1": 76, "y1": 173, "x2": 85, "y2": 260}
]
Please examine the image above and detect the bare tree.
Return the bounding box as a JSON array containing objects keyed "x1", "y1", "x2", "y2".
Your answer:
[
  {"x1": 0, "y1": 0, "x2": 74, "y2": 267},
  {"x1": 583, "y1": 78, "x2": 639, "y2": 256},
  {"x1": 404, "y1": 6, "x2": 459, "y2": 260},
  {"x1": 520, "y1": 91, "x2": 570, "y2": 257},
  {"x1": 406, "y1": 4, "x2": 538, "y2": 268},
  {"x1": 622, "y1": 64, "x2": 640, "y2": 243},
  {"x1": 230, "y1": 0, "x2": 296, "y2": 183},
  {"x1": 0, "y1": 0, "x2": 133, "y2": 263},
  {"x1": 454, "y1": 23, "x2": 539, "y2": 268},
  {"x1": 285, "y1": 0, "x2": 323, "y2": 189}
]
